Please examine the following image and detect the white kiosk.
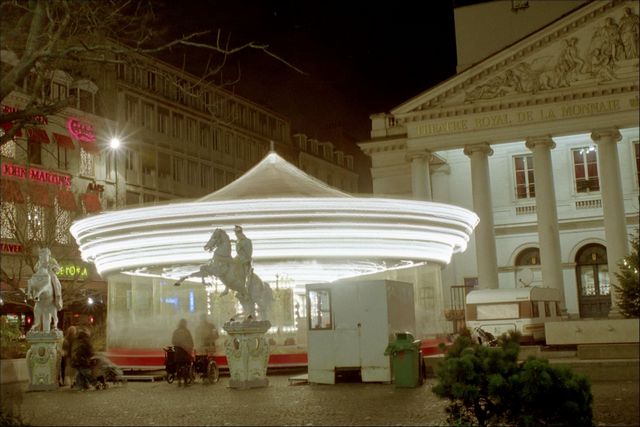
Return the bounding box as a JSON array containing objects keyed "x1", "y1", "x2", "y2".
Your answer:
[{"x1": 305, "y1": 279, "x2": 415, "y2": 384}]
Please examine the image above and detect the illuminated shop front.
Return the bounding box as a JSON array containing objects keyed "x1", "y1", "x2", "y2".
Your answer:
[{"x1": 71, "y1": 152, "x2": 478, "y2": 359}]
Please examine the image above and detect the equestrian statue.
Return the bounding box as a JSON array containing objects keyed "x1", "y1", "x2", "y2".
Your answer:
[
  {"x1": 175, "y1": 226, "x2": 273, "y2": 321},
  {"x1": 27, "y1": 248, "x2": 63, "y2": 333}
]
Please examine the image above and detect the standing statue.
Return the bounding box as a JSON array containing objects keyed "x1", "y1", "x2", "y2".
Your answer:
[
  {"x1": 175, "y1": 228, "x2": 273, "y2": 320},
  {"x1": 234, "y1": 225, "x2": 253, "y2": 291},
  {"x1": 27, "y1": 248, "x2": 63, "y2": 333}
]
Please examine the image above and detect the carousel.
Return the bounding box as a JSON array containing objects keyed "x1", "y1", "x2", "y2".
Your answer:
[{"x1": 70, "y1": 151, "x2": 478, "y2": 368}]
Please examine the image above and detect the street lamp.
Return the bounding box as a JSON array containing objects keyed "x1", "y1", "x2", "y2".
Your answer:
[{"x1": 109, "y1": 137, "x2": 120, "y2": 207}]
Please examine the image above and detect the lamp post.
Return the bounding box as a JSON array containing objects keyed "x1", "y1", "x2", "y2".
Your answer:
[{"x1": 109, "y1": 137, "x2": 121, "y2": 207}]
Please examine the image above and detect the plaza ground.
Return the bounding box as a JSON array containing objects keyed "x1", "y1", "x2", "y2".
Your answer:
[{"x1": 1, "y1": 372, "x2": 638, "y2": 426}]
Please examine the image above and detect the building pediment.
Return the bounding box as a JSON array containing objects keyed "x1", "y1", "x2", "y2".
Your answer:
[{"x1": 393, "y1": 0, "x2": 639, "y2": 120}]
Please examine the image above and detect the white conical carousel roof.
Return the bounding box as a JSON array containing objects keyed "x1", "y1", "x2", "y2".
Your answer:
[{"x1": 199, "y1": 151, "x2": 351, "y2": 201}]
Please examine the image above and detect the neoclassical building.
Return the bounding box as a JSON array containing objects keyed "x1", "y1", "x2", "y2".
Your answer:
[{"x1": 359, "y1": 0, "x2": 639, "y2": 325}]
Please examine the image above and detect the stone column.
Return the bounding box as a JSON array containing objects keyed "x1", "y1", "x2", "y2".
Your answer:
[
  {"x1": 525, "y1": 137, "x2": 566, "y2": 311},
  {"x1": 463, "y1": 143, "x2": 498, "y2": 289},
  {"x1": 407, "y1": 151, "x2": 432, "y2": 200},
  {"x1": 591, "y1": 128, "x2": 628, "y2": 318}
]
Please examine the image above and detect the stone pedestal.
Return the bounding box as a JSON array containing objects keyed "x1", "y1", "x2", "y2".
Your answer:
[
  {"x1": 223, "y1": 320, "x2": 271, "y2": 389},
  {"x1": 25, "y1": 330, "x2": 63, "y2": 391}
]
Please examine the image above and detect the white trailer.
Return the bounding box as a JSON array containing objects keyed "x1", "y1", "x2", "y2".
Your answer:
[
  {"x1": 465, "y1": 286, "x2": 562, "y2": 343},
  {"x1": 305, "y1": 279, "x2": 415, "y2": 384}
]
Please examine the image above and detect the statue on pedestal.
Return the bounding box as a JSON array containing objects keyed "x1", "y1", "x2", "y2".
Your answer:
[
  {"x1": 175, "y1": 227, "x2": 273, "y2": 321},
  {"x1": 27, "y1": 248, "x2": 63, "y2": 333},
  {"x1": 25, "y1": 248, "x2": 64, "y2": 391}
]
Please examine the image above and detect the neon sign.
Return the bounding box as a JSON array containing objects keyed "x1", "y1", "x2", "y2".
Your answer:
[
  {"x1": 55, "y1": 263, "x2": 89, "y2": 280},
  {"x1": 0, "y1": 243, "x2": 23, "y2": 253},
  {"x1": 1, "y1": 163, "x2": 71, "y2": 187},
  {"x1": 1, "y1": 104, "x2": 48, "y2": 124},
  {"x1": 66, "y1": 118, "x2": 96, "y2": 142}
]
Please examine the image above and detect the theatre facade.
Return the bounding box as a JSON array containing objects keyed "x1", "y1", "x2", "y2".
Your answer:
[{"x1": 359, "y1": 0, "x2": 639, "y2": 324}]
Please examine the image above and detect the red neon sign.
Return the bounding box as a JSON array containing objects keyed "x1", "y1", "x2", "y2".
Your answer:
[
  {"x1": 66, "y1": 118, "x2": 96, "y2": 142},
  {"x1": 0, "y1": 242, "x2": 23, "y2": 253},
  {"x1": 1, "y1": 163, "x2": 71, "y2": 187},
  {"x1": 1, "y1": 104, "x2": 48, "y2": 124}
]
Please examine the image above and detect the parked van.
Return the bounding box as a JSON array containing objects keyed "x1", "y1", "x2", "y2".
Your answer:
[{"x1": 465, "y1": 287, "x2": 562, "y2": 343}]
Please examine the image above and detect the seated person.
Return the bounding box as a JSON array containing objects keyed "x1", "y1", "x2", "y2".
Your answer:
[{"x1": 171, "y1": 319, "x2": 194, "y2": 384}]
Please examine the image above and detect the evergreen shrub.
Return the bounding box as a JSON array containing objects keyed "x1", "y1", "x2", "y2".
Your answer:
[{"x1": 432, "y1": 331, "x2": 593, "y2": 427}]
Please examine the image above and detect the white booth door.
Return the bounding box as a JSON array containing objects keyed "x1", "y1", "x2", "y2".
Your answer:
[{"x1": 332, "y1": 288, "x2": 361, "y2": 368}]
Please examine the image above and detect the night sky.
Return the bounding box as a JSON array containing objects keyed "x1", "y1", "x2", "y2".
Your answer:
[{"x1": 155, "y1": 1, "x2": 460, "y2": 146}]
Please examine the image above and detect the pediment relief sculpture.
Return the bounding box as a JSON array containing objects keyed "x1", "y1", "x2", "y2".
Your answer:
[
  {"x1": 464, "y1": 7, "x2": 638, "y2": 103},
  {"x1": 404, "y1": 2, "x2": 638, "y2": 114}
]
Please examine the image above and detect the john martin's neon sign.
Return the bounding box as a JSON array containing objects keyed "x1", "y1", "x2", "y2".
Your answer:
[
  {"x1": 66, "y1": 118, "x2": 95, "y2": 142},
  {"x1": 1, "y1": 163, "x2": 71, "y2": 187}
]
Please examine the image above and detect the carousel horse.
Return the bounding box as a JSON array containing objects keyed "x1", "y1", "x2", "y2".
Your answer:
[
  {"x1": 175, "y1": 228, "x2": 273, "y2": 320},
  {"x1": 27, "y1": 249, "x2": 62, "y2": 332}
]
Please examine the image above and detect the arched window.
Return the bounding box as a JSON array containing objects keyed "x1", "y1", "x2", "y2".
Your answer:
[
  {"x1": 515, "y1": 247, "x2": 540, "y2": 287},
  {"x1": 515, "y1": 247, "x2": 540, "y2": 266},
  {"x1": 575, "y1": 244, "x2": 610, "y2": 318}
]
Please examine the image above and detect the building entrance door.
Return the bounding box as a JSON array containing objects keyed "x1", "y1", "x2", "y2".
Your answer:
[{"x1": 576, "y1": 244, "x2": 610, "y2": 318}]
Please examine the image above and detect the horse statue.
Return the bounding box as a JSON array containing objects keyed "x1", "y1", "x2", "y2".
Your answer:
[
  {"x1": 175, "y1": 228, "x2": 273, "y2": 320},
  {"x1": 27, "y1": 248, "x2": 63, "y2": 333}
]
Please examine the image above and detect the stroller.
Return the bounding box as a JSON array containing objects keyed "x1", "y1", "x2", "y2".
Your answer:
[
  {"x1": 91, "y1": 354, "x2": 127, "y2": 389},
  {"x1": 164, "y1": 346, "x2": 219, "y2": 386}
]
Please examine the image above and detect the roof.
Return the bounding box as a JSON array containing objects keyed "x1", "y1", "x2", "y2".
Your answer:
[
  {"x1": 198, "y1": 151, "x2": 351, "y2": 201},
  {"x1": 466, "y1": 287, "x2": 561, "y2": 304}
]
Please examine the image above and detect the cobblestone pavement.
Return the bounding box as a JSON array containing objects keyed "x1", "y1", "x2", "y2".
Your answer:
[{"x1": 1, "y1": 373, "x2": 638, "y2": 426}]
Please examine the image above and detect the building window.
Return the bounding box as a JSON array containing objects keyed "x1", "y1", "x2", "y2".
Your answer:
[
  {"x1": 172, "y1": 157, "x2": 184, "y2": 182},
  {"x1": 157, "y1": 108, "x2": 169, "y2": 134},
  {"x1": 212, "y1": 128, "x2": 220, "y2": 151},
  {"x1": 200, "y1": 165, "x2": 212, "y2": 188},
  {"x1": 126, "y1": 191, "x2": 140, "y2": 206},
  {"x1": 187, "y1": 118, "x2": 197, "y2": 142},
  {"x1": 77, "y1": 89, "x2": 93, "y2": 113},
  {"x1": 28, "y1": 141, "x2": 42, "y2": 165},
  {"x1": 577, "y1": 245, "x2": 609, "y2": 296},
  {"x1": 515, "y1": 247, "x2": 540, "y2": 266},
  {"x1": 463, "y1": 277, "x2": 478, "y2": 288},
  {"x1": 200, "y1": 125, "x2": 210, "y2": 149},
  {"x1": 0, "y1": 138, "x2": 16, "y2": 158},
  {"x1": 187, "y1": 161, "x2": 198, "y2": 185},
  {"x1": 51, "y1": 81, "x2": 67, "y2": 100},
  {"x1": 172, "y1": 114, "x2": 183, "y2": 139},
  {"x1": 345, "y1": 156, "x2": 353, "y2": 170},
  {"x1": 124, "y1": 149, "x2": 136, "y2": 179},
  {"x1": 105, "y1": 150, "x2": 115, "y2": 181},
  {"x1": 54, "y1": 200, "x2": 72, "y2": 245},
  {"x1": 27, "y1": 204, "x2": 45, "y2": 241},
  {"x1": 80, "y1": 148, "x2": 94, "y2": 176},
  {"x1": 308, "y1": 289, "x2": 332, "y2": 330},
  {"x1": 146, "y1": 71, "x2": 157, "y2": 91},
  {"x1": 125, "y1": 96, "x2": 139, "y2": 123},
  {"x1": 0, "y1": 202, "x2": 16, "y2": 239},
  {"x1": 514, "y1": 154, "x2": 535, "y2": 199},
  {"x1": 142, "y1": 102, "x2": 154, "y2": 130},
  {"x1": 573, "y1": 147, "x2": 599, "y2": 192},
  {"x1": 214, "y1": 169, "x2": 224, "y2": 189},
  {"x1": 57, "y1": 146, "x2": 69, "y2": 170},
  {"x1": 576, "y1": 243, "x2": 610, "y2": 318}
]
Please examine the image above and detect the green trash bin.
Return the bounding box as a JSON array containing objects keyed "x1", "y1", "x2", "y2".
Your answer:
[{"x1": 384, "y1": 332, "x2": 424, "y2": 388}]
